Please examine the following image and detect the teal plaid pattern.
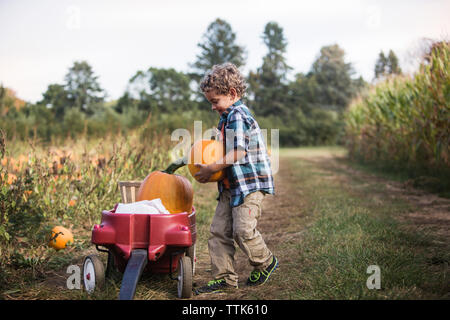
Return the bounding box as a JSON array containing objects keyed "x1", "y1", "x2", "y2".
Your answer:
[{"x1": 217, "y1": 100, "x2": 275, "y2": 207}]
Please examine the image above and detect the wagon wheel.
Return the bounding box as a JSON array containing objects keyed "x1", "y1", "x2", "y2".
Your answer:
[
  {"x1": 177, "y1": 256, "x2": 192, "y2": 299},
  {"x1": 185, "y1": 244, "x2": 196, "y2": 275},
  {"x1": 83, "y1": 254, "x2": 105, "y2": 294}
]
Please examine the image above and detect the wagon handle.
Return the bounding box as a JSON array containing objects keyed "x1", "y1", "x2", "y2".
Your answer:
[{"x1": 119, "y1": 249, "x2": 148, "y2": 300}]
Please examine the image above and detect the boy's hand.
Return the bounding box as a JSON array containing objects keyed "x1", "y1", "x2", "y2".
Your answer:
[
  {"x1": 193, "y1": 149, "x2": 245, "y2": 183},
  {"x1": 194, "y1": 164, "x2": 214, "y2": 183}
]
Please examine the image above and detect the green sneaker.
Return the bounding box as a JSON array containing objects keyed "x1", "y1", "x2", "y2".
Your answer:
[
  {"x1": 246, "y1": 256, "x2": 278, "y2": 286},
  {"x1": 194, "y1": 279, "x2": 237, "y2": 295}
]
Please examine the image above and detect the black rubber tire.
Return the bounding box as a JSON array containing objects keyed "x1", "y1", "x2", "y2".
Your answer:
[
  {"x1": 177, "y1": 256, "x2": 192, "y2": 299},
  {"x1": 83, "y1": 254, "x2": 105, "y2": 294}
]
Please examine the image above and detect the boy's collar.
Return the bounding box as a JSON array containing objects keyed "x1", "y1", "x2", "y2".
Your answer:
[
  {"x1": 233, "y1": 99, "x2": 243, "y2": 107},
  {"x1": 221, "y1": 99, "x2": 242, "y2": 118}
]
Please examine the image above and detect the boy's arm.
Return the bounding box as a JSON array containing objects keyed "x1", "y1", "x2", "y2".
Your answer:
[
  {"x1": 209, "y1": 148, "x2": 247, "y2": 172},
  {"x1": 194, "y1": 148, "x2": 246, "y2": 183},
  {"x1": 195, "y1": 111, "x2": 249, "y2": 183}
]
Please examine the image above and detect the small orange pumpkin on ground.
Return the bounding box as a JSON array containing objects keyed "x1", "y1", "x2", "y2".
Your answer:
[
  {"x1": 49, "y1": 226, "x2": 74, "y2": 250},
  {"x1": 136, "y1": 171, "x2": 193, "y2": 214}
]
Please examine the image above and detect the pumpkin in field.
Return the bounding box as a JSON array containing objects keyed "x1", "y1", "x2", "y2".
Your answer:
[
  {"x1": 136, "y1": 171, "x2": 193, "y2": 214},
  {"x1": 49, "y1": 226, "x2": 74, "y2": 250},
  {"x1": 188, "y1": 139, "x2": 225, "y2": 183}
]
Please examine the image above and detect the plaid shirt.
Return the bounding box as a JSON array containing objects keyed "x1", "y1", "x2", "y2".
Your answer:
[{"x1": 217, "y1": 100, "x2": 275, "y2": 207}]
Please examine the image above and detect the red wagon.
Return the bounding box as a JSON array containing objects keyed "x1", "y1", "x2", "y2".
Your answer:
[{"x1": 83, "y1": 181, "x2": 196, "y2": 299}]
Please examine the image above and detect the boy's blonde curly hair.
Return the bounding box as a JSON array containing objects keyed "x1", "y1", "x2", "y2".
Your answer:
[{"x1": 200, "y1": 63, "x2": 247, "y2": 97}]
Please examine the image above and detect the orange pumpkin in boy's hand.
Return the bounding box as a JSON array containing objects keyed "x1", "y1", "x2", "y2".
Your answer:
[{"x1": 188, "y1": 140, "x2": 225, "y2": 183}]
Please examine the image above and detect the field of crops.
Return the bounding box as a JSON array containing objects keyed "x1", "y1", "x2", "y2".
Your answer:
[
  {"x1": 0, "y1": 126, "x2": 194, "y2": 293},
  {"x1": 345, "y1": 42, "x2": 449, "y2": 186}
]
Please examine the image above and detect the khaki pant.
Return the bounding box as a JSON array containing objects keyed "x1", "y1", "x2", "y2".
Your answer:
[{"x1": 208, "y1": 189, "x2": 273, "y2": 287}]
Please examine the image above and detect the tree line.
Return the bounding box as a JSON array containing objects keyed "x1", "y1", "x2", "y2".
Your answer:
[{"x1": 0, "y1": 18, "x2": 403, "y2": 146}]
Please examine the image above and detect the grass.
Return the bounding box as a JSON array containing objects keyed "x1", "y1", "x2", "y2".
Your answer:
[
  {"x1": 275, "y1": 149, "x2": 449, "y2": 299},
  {"x1": 336, "y1": 157, "x2": 450, "y2": 199},
  {"x1": 2, "y1": 144, "x2": 448, "y2": 300}
]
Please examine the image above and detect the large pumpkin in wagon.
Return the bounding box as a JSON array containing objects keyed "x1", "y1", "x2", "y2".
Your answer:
[
  {"x1": 188, "y1": 139, "x2": 225, "y2": 183},
  {"x1": 136, "y1": 171, "x2": 193, "y2": 214}
]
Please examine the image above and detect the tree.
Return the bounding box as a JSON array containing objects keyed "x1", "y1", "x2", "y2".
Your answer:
[
  {"x1": 191, "y1": 18, "x2": 246, "y2": 80},
  {"x1": 387, "y1": 50, "x2": 402, "y2": 75},
  {"x1": 124, "y1": 67, "x2": 196, "y2": 113},
  {"x1": 374, "y1": 49, "x2": 402, "y2": 79},
  {"x1": 123, "y1": 70, "x2": 153, "y2": 112},
  {"x1": 64, "y1": 61, "x2": 105, "y2": 115},
  {"x1": 0, "y1": 85, "x2": 14, "y2": 116},
  {"x1": 308, "y1": 44, "x2": 358, "y2": 111},
  {"x1": 38, "y1": 61, "x2": 105, "y2": 119},
  {"x1": 27, "y1": 103, "x2": 56, "y2": 141},
  {"x1": 261, "y1": 22, "x2": 291, "y2": 80},
  {"x1": 147, "y1": 67, "x2": 195, "y2": 113},
  {"x1": 374, "y1": 51, "x2": 388, "y2": 79},
  {"x1": 39, "y1": 84, "x2": 70, "y2": 120},
  {"x1": 0, "y1": 85, "x2": 26, "y2": 116},
  {"x1": 250, "y1": 22, "x2": 292, "y2": 117},
  {"x1": 285, "y1": 72, "x2": 316, "y2": 116}
]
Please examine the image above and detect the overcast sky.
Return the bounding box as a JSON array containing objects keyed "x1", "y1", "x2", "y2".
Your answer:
[{"x1": 0, "y1": 0, "x2": 449, "y2": 103}]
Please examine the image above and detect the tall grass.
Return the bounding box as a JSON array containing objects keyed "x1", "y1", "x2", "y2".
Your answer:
[
  {"x1": 0, "y1": 125, "x2": 187, "y2": 291},
  {"x1": 345, "y1": 42, "x2": 449, "y2": 183}
]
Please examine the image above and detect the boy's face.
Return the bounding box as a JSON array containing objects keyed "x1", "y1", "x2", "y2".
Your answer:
[{"x1": 204, "y1": 90, "x2": 237, "y2": 115}]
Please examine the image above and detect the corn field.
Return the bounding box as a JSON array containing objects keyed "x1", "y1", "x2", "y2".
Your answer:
[{"x1": 345, "y1": 42, "x2": 449, "y2": 178}]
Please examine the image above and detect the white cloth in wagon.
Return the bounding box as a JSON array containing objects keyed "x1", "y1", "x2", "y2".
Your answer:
[{"x1": 115, "y1": 199, "x2": 171, "y2": 215}]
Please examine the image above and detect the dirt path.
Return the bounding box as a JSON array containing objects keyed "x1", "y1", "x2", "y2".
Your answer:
[
  {"x1": 191, "y1": 156, "x2": 311, "y2": 300},
  {"x1": 191, "y1": 150, "x2": 450, "y2": 299},
  {"x1": 326, "y1": 156, "x2": 450, "y2": 244}
]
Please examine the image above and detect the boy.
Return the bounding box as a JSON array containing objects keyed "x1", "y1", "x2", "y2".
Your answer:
[{"x1": 193, "y1": 63, "x2": 278, "y2": 295}]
